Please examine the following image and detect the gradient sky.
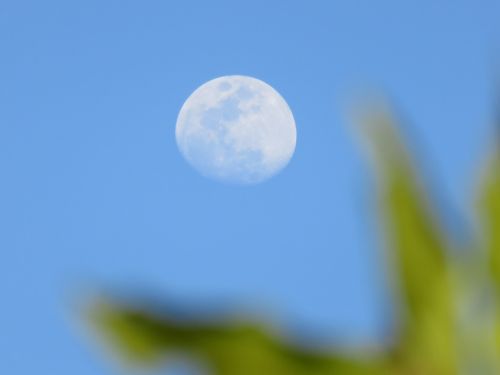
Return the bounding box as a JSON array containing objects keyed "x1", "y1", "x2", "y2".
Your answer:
[{"x1": 1, "y1": 1, "x2": 500, "y2": 374}]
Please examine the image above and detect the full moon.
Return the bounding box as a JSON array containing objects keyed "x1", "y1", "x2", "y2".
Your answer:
[{"x1": 175, "y1": 75, "x2": 297, "y2": 184}]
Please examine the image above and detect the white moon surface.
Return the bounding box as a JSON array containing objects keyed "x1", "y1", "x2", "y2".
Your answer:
[{"x1": 175, "y1": 75, "x2": 297, "y2": 184}]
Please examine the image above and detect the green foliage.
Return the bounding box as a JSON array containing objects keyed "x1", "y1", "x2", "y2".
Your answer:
[
  {"x1": 478, "y1": 149, "x2": 500, "y2": 288},
  {"x1": 89, "y1": 298, "x2": 386, "y2": 375},
  {"x1": 477, "y1": 147, "x2": 500, "y2": 362},
  {"x1": 85, "y1": 108, "x2": 500, "y2": 374}
]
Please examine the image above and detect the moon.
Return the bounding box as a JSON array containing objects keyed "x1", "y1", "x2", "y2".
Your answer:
[{"x1": 175, "y1": 75, "x2": 297, "y2": 184}]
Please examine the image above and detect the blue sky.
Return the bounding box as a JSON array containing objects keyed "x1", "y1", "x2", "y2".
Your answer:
[{"x1": 1, "y1": 1, "x2": 500, "y2": 374}]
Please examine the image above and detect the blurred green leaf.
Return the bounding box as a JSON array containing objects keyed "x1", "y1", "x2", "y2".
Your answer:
[
  {"x1": 359, "y1": 109, "x2": 458, "y2": 374},
  {"x1": 88, "y1": 297, "x2": 386, "y2": 375},
  {"x1": 477, "y1": 148, "x2": 500, "y2": 357},
  {"x1": 478, "y1": 150, "x2": 500, "y2": 288}
]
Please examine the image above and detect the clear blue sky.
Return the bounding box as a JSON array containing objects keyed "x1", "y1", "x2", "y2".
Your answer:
[{"x1": 1, "y1": 1, "x2": 500, "y2": 374}]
